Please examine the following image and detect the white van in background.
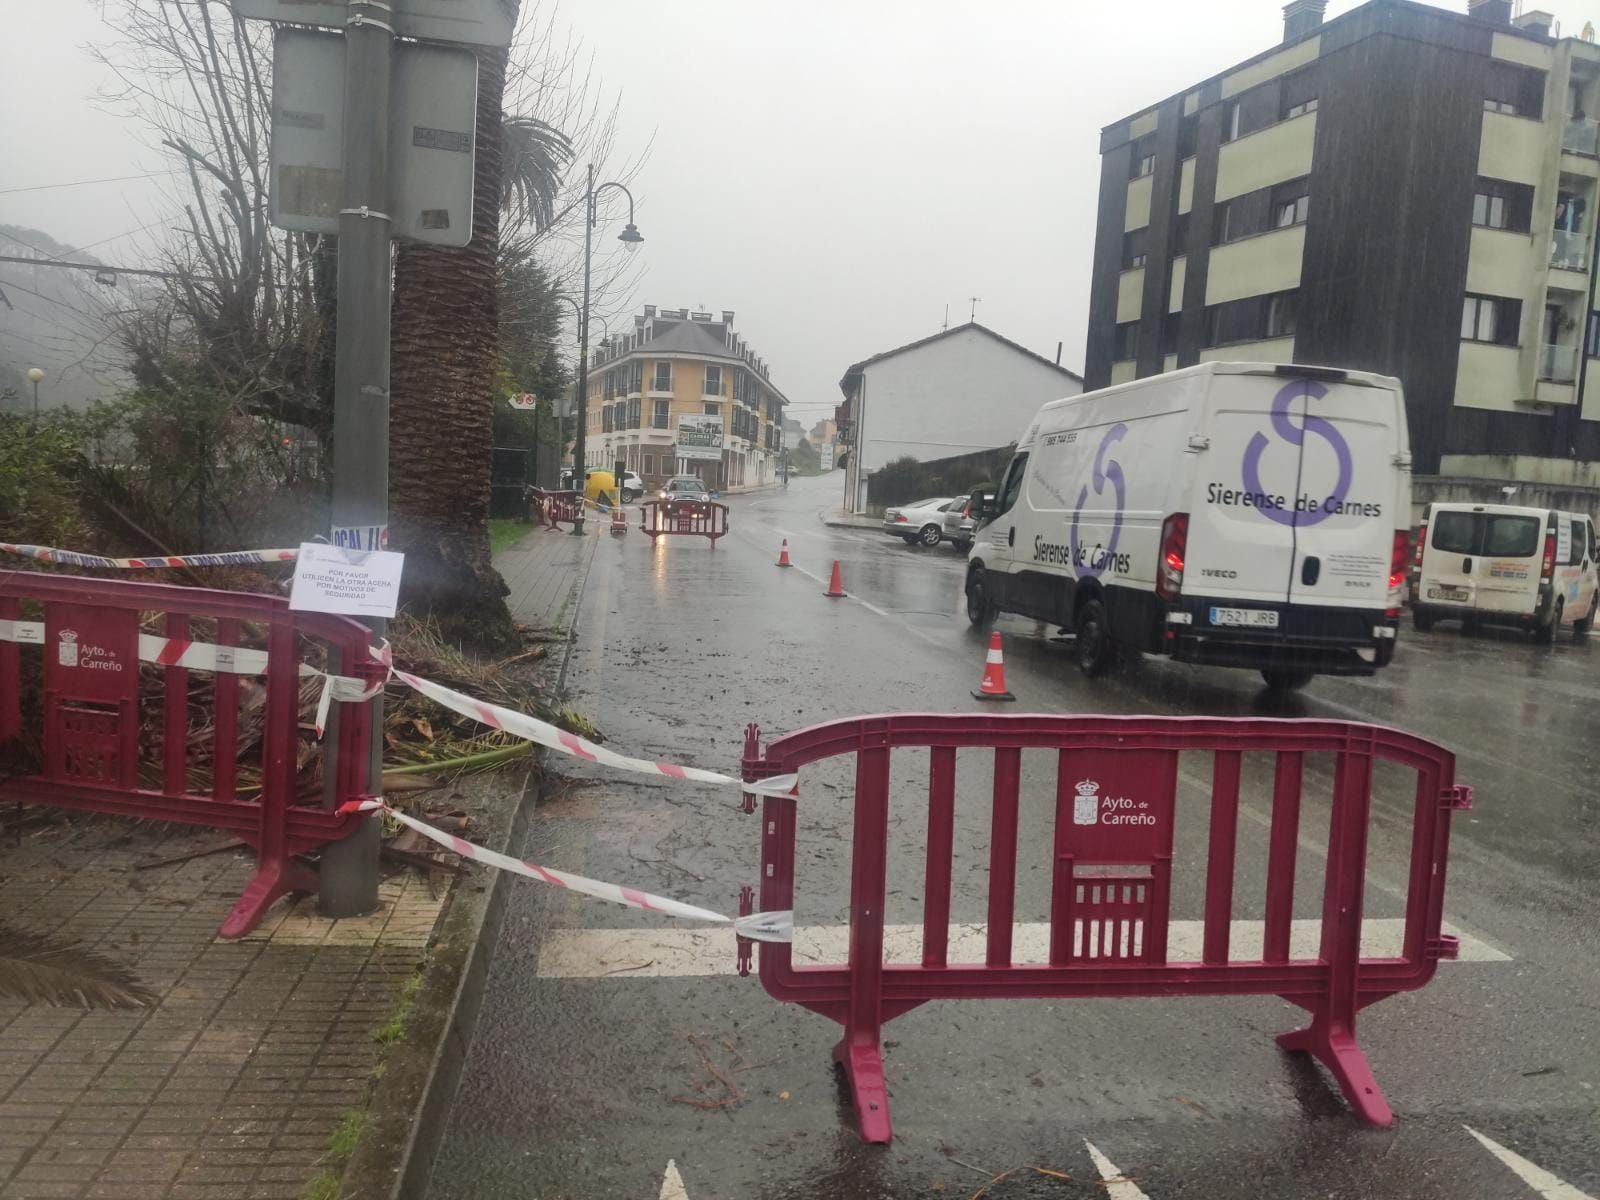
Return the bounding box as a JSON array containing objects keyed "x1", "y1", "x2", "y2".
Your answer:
[
  {"x1": 965, "y1": 362, "x2": 1412, "y2": 690},
  {"x1": 1410, "y1": 503, "x2": 1599, "y2": 642}
]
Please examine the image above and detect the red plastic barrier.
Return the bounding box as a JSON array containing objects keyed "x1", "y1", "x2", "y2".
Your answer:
[
  {"x1": 739, "y1": 714, "x2": 1470, "y2": 1143},
  {"x1": 638, "y1": 499, "x2": 728, "y2": 545},
  {"x1": 0, "y1": 574, "x2": 385, "y2": 938},
  {"x1": 530, "y1": 488, "x2": 583, "y2": 530}
]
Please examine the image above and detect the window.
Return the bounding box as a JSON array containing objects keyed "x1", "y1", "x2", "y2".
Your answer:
[
  {"x1": 996, "y1": 453, "x2": 1029, "y2": 517},
  {"x1": 1265, "y1": 291, "x2": 1297, "y2": 339},
  {"x1": 1213, "y1": 201, "x2": 1236, "y2": 245},
  {"x1": 1223, "y1": 100, "x2": 1242, "y2": 143},
  {"x1": 628, "y1": 397, "x2": 641, "y2": 428},
  {"x1": 642, "y1": 453, "x2": 655, "y2": 476},
  {"x1": 1131, "y1": 153, "x2": 1155, "y2": 179},
  {"x1": 1275, "y1": 192, "x2": 1309, "y2": 228},
  {"x1": 1485, "y1": 63, "x2": 1545, "y2": 120},
  {"x1": 1462, "y1": 294, "x2": 1520, "y2": 345},
  {"x1": 1472, "y1": 192, "x2": 1506, "y2": 228},
  {"x1": 1484, "y1": 515, "x2": 1540, "y2": 558},
  {"x1": 1484, "y1": 98, "x2": 1518, "y2": 115},
  {"x1": 1284, "y1": 96, "x2": 1318, "y2": 120},
  {"x1": 1177, "y1": 114, "x2": 1199, "y2": 160},
  {"x1": 652, "y1": 361, "x2": 671, "y2": 391},
  {"x1": 1122, "y1": 228, "x2": 1148, "y2": 270},
  {"x1": 1160, "y1": 310, "x2": 1182, "y2": 356},
  {"x1": 1171, "y1": 212, "x2": 1191, "y2": 253},
  {"x1": 629, "y1": 362, "x2": 643, "y2": 393},
  {"x1": 652, "y1": 399, "x2": 670, "y2": 429},
  {"x1": 1113, "y1": 321, "x2": 1139, "y2": 361},
  {"x1": 1128, "y1": 138, "x2": 1155, "y2": 180},
  {"x1": 1571, "y1": 519, "x2": 1587, "y2": 566},
  {"x1": 704, "y1": 401, "x2": 721, "y2": 417},
  {"x1": 1430, "y1": 511, "x2": 1478, "y2": 555},
  {"x1": 1587, "y1": 312, "x2": 1600, "y2": 358},
  {"x1": 704, "y1": 365, "x2": 722, "y2": 396}
]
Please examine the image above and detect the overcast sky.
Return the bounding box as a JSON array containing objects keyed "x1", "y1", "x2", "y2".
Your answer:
[{"x1": 6, "y1": 0, "x2": 1600, "y2": 421}]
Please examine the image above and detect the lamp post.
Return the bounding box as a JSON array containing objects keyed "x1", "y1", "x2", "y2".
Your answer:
[
  {"x1": 570, "y1": 164, "x2": 643, "y2": 535},
  {"x1": 26, "y1": 367, "x2": 43, "y2": 422}
]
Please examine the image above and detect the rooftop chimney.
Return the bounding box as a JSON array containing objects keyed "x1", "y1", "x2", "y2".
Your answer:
[
  {"x1": 1513, "y1": 9, "x2": 1555, "y2": 38},
  {"x1": 721, "y1": 309, "x2": 735, "y2": 326},
  {"x1": 643, "y1": 304, "x2": 656, "y2": 318},
  {"x1": 1283, "y1": 0, "x2": 1326, "y2": 41},
  {"x1": 1468, "y1": 0, "x2": 1512, "y2": 25}
]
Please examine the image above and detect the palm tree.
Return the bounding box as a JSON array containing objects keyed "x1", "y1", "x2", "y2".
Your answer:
[{"x1": 388, "y1": 35, "x2": 572, "y2": 650}]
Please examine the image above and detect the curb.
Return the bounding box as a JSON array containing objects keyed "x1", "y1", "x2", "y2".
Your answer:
[{"x1": 342, "y1": 544, "x2": 600, "y2": 1200}]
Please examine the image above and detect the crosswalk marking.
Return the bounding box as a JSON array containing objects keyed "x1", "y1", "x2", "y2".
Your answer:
[{"x1": 536, "y1": 917, "x2": 1509, "y2": 978}]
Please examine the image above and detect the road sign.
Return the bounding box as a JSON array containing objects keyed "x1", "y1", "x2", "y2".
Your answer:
[
  {"x1": 507, "y1": 394, "x2": 538, "y2": 410},
  {"x1": 819, "y1": 442, "x2": 835, "y2": 471},
  {"x1": 232, "y1": 0, "x2": 516, "y2": 47},
  {"x1": 269, "y1": 28, "x2": 477, "y2": 246}
]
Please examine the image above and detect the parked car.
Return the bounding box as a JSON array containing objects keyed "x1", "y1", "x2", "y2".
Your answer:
[
  {"x1": 944, "y1": 488, "x2": 996, "y2": 551},
  {"x1": 1410, "y1": 503, "x2": 1598, "y2": 641},
  {"x1": 883, "y1": 497, "x2": 955, "y2": 546},
  {"x1": 660, "y1": 474, "x2": 712, "y2": 516},
  {"x1": 965, "y1": 362, "x2": 1412, "y2": 691},
  {"x1": 559, "y1": 469, "x2": 645, "y2": 502}
]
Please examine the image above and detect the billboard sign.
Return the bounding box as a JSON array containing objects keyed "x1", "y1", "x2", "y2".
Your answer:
[
  {"x1": 819, "y1": 442, "x2": 835, "y2": 471},
  {"x1": 676, "y1": 413, "x2": 724, "y2": 461}
]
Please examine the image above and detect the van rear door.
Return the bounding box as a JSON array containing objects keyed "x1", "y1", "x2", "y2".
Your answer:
[
  {"x1": 1185, "y1": 374, "x2": 1302, "y2": 605},
  {"x1": 1283, "y1": 378, "x2": 1403, "y2": 610}
]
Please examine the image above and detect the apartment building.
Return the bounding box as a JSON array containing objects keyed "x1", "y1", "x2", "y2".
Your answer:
[
  {"x1": 1085, "y1": 0, "x2": 1600, "y2": 490},
  {"x1": 581, "y1": 306, "x2": 788, "y2": 490}
]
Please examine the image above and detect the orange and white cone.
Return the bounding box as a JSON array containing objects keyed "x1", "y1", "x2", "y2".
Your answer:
[
  {"x1": 972, "y1": 631, "x2": 1016, "y2": 701},
  {"x1": 777, "y1": 539, "x2": 792, "y2": 568},
  {"x1": 824, "y1": 559, "x2": 846, "y2": 598}
]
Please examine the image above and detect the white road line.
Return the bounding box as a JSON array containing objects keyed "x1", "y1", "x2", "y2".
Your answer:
[
  {"x1": 1084, "y1": 1140, "x2": 1151, "y2": 1199},
  {"x1": 659, "y1": 1158, "x2": 689, "y2": 1200},
  {"x1": 535, "y1": 918, "x2": 1508, "y2": 978},
  {"x1": 1464, "y1": 1127, "x2": 1596, "y2": 1200}
]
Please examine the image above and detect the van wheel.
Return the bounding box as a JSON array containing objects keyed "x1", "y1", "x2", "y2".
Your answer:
[
  {"x1": 1412, "y1": 608, "x2": 1436, "y2": 633},
  {"x1": 965, "y1": 569, "x2": 997, "y2": 627},
  {"x1": 1536, "y1": 599, "x2": 1562, "y2": 645},
  {"x1": 1074, "y1": 598, "x2": 1114, "y2": 677},
  {"x1": 1576, "y1": 597, "x2": 1598, "y2": 638},
  {"x1": 1261, "y1": 669, "x2": 1315, "y2": 691}
]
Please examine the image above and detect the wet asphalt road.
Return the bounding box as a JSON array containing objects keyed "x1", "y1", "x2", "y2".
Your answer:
[{"x1": 427, "y1": 473, "x2": 1599, "y2": 1200}]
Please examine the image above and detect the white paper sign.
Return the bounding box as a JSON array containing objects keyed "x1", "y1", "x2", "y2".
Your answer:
[{"x1": 290, "y1": 543, "x2": 405, "y2": 618}]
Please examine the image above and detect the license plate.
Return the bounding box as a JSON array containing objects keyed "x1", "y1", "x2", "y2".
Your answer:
[
  {"x1": 1427, "y1": 586, "x2": 1468, "y2": 601},
  {"x1": 1209, "y1": 607, "x2": 1280, "y2": 629}
]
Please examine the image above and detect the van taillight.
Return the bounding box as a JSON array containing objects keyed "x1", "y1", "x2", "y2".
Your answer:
[
  {"x1": 1388, "y1": 529, "x2": 1409, "y2": 615},
  {"x1": 1413, "y1": 525, "x2": 1426, "y2": 566},
  {"x1": 1543, "y1": 533, "x2": 1557, "y2": 579},
  {"x1": 1157, "y1": 513, "x2": 1188, "y2": 602}
]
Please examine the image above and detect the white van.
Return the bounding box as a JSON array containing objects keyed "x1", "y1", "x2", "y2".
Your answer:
[
  {"x1": 965, "y1": 362, "x2": 1412, "y2": 690},
  {"x1": 1410, "y1": 503, "x2": 1598, "y2": 641}
]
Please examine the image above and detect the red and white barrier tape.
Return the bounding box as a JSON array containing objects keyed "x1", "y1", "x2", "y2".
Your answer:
[
  {"x1": 340, "y1": 799, "x2": 793, "y2": 942},
  {"x1": 0, "y1": 543, "x2": 298, "y2": 569},
  {"x1": 390, "y1": 667, "x2": 796, "y2": 796},
  {"x1": 0, "y1": 622, "x2": 790, "y2": 798}
]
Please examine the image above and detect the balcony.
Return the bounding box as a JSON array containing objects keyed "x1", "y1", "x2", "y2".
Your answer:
[
  {"x1": 1552, "y1": 229, "x2": 1590, "y2": 272},
  {"x1": 1539, "y1": 343, "x2": 1578, "y2": 384},
  {"x1": 1563, "y1": 117, "x2": 1600, "y2": 157}
]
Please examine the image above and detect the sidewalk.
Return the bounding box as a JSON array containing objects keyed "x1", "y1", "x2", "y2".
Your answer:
[
  {"x1": 0, "y1": 529, "x2": 601, "y2": 1200},
  {"x1": 821, "y1": 510, "x2": 881, "y2": 531}
]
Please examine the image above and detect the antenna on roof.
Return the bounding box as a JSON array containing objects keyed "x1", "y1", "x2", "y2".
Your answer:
[
  {"x1": 969, "y1": 296, "x2": 981, "y2": 322},
  {"x1": 942, "y1": 304, "x2": 949, "y2": 331}
]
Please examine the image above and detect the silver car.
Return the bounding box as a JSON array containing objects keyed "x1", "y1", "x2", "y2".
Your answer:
[
  {"x1": 882, "y1": 497, "x2": 956, "y2": 546},
  {"x1": 941, "y1": 489, "x2": 995, "y2": 551}
]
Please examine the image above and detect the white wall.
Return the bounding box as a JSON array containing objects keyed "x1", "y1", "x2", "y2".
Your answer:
[{"x1": 854, "y1": 328, "x2": 1082, "y2": 507}]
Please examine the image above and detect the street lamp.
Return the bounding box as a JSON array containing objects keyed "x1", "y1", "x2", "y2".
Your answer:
[
  {"x1": 570, "y1": 164, "x2": 642, "y2": 535},
  {"x1": 26, "y1": 367, "x2": 43, "y2": 420}
]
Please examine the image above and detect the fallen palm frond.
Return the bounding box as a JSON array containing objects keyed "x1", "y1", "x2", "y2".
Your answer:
[{"x1": 0, "y1": 923, "x2": 156, "y2": 1010}]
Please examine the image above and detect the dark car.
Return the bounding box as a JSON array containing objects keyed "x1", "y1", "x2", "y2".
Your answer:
[{"x1": 660, "y1": 474, "x2": 712, "y2": 516}]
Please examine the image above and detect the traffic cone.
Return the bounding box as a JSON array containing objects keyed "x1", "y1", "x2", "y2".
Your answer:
[
  {"x1": 777, "y1": 539, "x2": 793, "y2": 568},
  {"x1": 824, "y1": 559, "x2": 846, "y2": 598},
  {"x1": 972, "y1": 632, "x2": 1016, "y2": 701}
]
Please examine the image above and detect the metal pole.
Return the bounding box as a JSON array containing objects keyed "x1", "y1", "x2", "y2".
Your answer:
[
  {"x1": 321, "y1": 0, "x2": 392, "y2": 917},
  {"x1": 571, "y1": 164, "x2": 593, "y2": 535},
  {"x1": 30, "y1": 380, "x2": 38, "y2": 421}
]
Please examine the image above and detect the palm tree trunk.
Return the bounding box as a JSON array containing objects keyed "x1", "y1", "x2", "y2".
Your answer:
[{"x1": 389, "y1": 40, "x2": 519, "y2": 652}]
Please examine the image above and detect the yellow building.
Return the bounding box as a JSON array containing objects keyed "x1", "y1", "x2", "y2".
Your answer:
[{"x1": 580, "y1": 306, "x2": 788, "y2": 490}]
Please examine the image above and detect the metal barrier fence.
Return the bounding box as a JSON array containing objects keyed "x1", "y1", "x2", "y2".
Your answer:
[
  {"x1": 740, "y1": 714, "x2": 1470, "y2": 1142},
  {"x1": 638, "y1": 499, "x2": 728, "y2": 544},
  {"x1": 0, "y1": 573, "x2": 385, "y2": 937}
]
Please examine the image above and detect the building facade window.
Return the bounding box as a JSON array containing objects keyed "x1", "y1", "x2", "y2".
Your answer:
[
  {"x1": 1223, "y1": 100, "x2": 1242, "y2": 142},
  {"x1": 704, "y1": 365, "x2": 722, "y2": 395},
  {"x1": 1484, "y1": 63, "x2": 1545, "y2": 119},
  {"x1": 1275, "y1": 191, "x2": 1309, "y2": 228},
  {"x1": 642, "y1": 453, "x2": 655, "y2": 475},
  {"x1": 1472, "y1": 178, "x2": 1533, "y2": 232},
  {"x1": 1283, "y1": 97, "x2": 1318, "y2": 120},
  {"x1": 704, "y1": 401, "x2": 721, "y2": 417},
  {"x1": 1472, "y1": 192, "x2": 1506, "y2": 228},
  {"x1": 1461, "y1": 294, "x2": 1520, "y2": 346},
  {"x1": 1113, "y1": 321, "x2": 1139, "y2": 361},
  {"x1": 628, "y1": 397, "x2": 641, "y2": 428},
  {"x1": 1122, "y1": 227, "x2": 1148, "y2": 269},
  {"x1": 652, "y1": 361, "x2": 671, "y2": 391},
  {"x1": 1202, "y1": 290, "x2": 1298, "y2": 347},
  {"x1": 1131, "y1": 153, "x2": 1155, "y2": 180},
  {"x1": 652, "y1": 399, "x2": 670, "y2": 428},
  {"x1": 1586, "y1": 312, "x2": 1600, "y2": 358},
  {"x1": 1265, "y1": 290, "x2": 1297, "y2": 339}
]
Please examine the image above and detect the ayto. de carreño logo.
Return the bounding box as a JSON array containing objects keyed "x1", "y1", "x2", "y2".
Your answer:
[
  {"x1": 57, "y1": 628, "x2": 124, "y2": 674},
  {"x1": 1072, "y1": 778, "x2": 1156, "y2": 827}
]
